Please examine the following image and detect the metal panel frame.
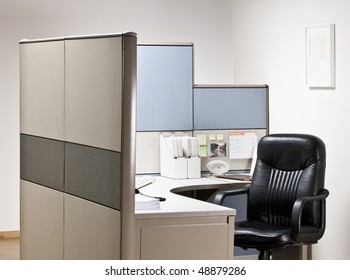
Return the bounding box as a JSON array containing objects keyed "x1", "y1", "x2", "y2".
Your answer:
[{"x1": 120, "y1": 35, "x2": 137, "y2": 259}]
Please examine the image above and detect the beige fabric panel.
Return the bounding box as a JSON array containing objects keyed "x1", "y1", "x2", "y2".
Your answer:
[
  {"x1": 64, "y1": 194, "x2": 121, "y2": 260},
  {"x1": 20, "y1": 33, "x2": 136, "y2": 260},
  {"x1": 20, "y1": 180, "x2": 64, "y2": 259},
  {"x1": 193, "y1": 129, "x2": 267, "y2": 172},
  {"x1": 64, "y1": 37, "x2": 123, "y2": 151},
  {"x1": 136, "y1": 132, "x2": 161, "y2": 174},
  {"x1": 20, "y1": 40, "x2": 65, "y2": 140},
  {"x1": 136, "y1": 131, "x2": 193, "y2": 174}
]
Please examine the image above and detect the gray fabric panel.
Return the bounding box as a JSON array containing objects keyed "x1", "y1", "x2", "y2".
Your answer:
[
  {"x1": 194, "y1": 87, "x2": 267, "y2": 130},
  {"x1": 136, "y1": 45, "x2": 193, "y2": 131},
  {"x1": 64, "y1": 143, "x2": 121, "y2": 210},
  {"x1": 20, "y1": 134, "x2": 64, "y2": 191}
]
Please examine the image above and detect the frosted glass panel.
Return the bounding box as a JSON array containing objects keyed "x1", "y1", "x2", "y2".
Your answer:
[
  {"x1": 137, "y1": 45, "x2": 193, "y2": 131},
  {"x1": 194, "y1": 87, "x2": 267, "y2": 130}
]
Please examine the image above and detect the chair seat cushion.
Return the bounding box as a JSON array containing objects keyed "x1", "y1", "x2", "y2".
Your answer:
[{"x1": 234, "y1": 220, "x2": 294, "y2": 249}]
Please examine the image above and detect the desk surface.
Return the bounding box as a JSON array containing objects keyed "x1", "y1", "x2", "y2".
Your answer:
[{"x1": 135, "y1": 176, "x2": 245, "y2": 219}]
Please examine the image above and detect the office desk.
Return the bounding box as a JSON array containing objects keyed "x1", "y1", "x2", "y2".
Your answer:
[{"x1": 134, "y1": 176, "x2": 246, "y2": 260}]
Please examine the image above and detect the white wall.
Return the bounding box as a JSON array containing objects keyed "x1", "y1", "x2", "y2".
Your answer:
[
  {"x1": 0, "y1": 0, "x2": 234, "y2": 231},
  {"x1": 232, "y1": 0, "x2": 350, "y2": 259}
]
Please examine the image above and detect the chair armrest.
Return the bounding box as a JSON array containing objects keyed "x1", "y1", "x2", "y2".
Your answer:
[
  {"x1": 291, "y1": 188, "x2": 329, "y2": 242},
  {"x1": 212, "y1": 184, "x2": 250, "y2": 205}
]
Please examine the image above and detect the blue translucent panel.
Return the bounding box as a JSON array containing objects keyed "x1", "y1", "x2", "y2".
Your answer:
[
  {"x1": 137, "y1": 45, "x2": 193, "y2": 131},
  {"x1": 194, "y1": 87, "x2": 267, "y2": 130}
]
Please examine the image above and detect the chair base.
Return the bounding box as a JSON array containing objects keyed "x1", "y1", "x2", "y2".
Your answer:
[{"x1": 258, "y1": 250, "x2": 272, "y2": 260}]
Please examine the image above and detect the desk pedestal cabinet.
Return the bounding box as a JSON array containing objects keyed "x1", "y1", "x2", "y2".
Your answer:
[
  {"x1": 135, "y1": 215, "x2": 234, "y2": 260},
  {"x1": 134, "y1": 177, "x2": 236, "y2": 260}
]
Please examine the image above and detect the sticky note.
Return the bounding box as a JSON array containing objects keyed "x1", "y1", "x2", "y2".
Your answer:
[
  {"x1": 217, "y1": 134, "x2": 224, "y2": 141},
  {"x1": 197, "y1": 134, "x2": 207, "y2": 145},
  {"x1": 209, "y1": 134, "x2": 216, "y2": 141},
  {"x1": 199, "y1": 146, "x2": 207, "y2": 157}
]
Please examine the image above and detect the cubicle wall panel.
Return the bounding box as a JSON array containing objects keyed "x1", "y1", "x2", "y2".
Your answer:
[
  {"x1": 20, "y1": 180, "x2": 64, "y2": 260},
  {"x1": 20, "y1": 33, "x2": 137, "y2": 260},
  {"x1": 136, "y1": 132, "x2": 161, "y2": 174},
  {"x1": 136, "y1": 131, "x2": 194, "y2": 175},
  {"x1": 137, "y1": 45, "x2": 193, "y2": 132},
  {"x1": 20, "y1": 40, "x2": 65, "y2": 140},
  {"x1": 136, "y1": 131, "x2": 193, "y2": 174},
  {"x1": 64, "y1": 142, "x2": 121, "y2": 210},
  {"x1": 193, "y1": 129, "x2": 267, "y2": 172},
  {"x1": 64, "y1": 194, "x2": 121, "y2": 260},
  {"x1": 194, "y1": 87, "x2": 267, "y2": 130},
  {"x1": 20, "y1": 134, "x2": 64, "y2": 191},
  {"x1": 65, "y1": 37, "x2": 123, "y2": 151}
]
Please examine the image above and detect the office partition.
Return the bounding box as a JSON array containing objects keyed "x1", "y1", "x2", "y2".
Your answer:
[
  {"x1": 193, "y1": 86, "x2": 268, "y2": 130},
  {"x1": 136, "y1": 44, "x2": 194, "y2": 174},
  {"x1": 20, "y1": 33, "x2": 137, "y2": 259},
  {"x1": 20, "y1": 35, "x2": 269, "y2": 259},
  {"x1": 136, "y1": 44, "x2": 193, "y2": 132},
  {"x1": 193, "y1": 85, "x2": 269, "y2": 172},
  {"x1": 136, "y1": 81, "x2": 269, "y2": 174}
]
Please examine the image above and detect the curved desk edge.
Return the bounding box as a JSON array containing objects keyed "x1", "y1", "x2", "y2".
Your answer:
[{"x1": 135, "y1": 176, "x2": 242, "y2": 218}]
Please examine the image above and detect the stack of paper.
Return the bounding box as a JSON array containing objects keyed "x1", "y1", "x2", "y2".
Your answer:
[
  {"x1": 160, "y1": 134, "x2": 201, "y2": 179},
  {"x1": 135, "y1": 194, "x2": 160, "y2": 210},
  {"x1": 181, "y1": 136, "x2": 199, "y2": 158},
  {"x1": 162, "y1": 136, "x2": 184, "y2": 158},
  {"x1": 162, "y1": 135, "x2": 200, "y2": 158}
]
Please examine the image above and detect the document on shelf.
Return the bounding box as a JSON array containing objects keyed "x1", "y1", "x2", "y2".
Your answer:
[
  {"x1": 162, "y1": 135, "x2": 199, "y2": 158},
  {"x1": 181, "y1": 136, "x2": 199, "y2": 158},
  {"x1": 135, "y1": 194, "x2": 160, "y2": 210},
  {"x1": 163, "y1": 136, "x2": 184, "y2": 158}
]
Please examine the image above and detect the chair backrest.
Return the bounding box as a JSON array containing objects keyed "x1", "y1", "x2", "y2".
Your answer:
[{"x1": 248, "y1": 134, "x2": 326, "y2": 228}]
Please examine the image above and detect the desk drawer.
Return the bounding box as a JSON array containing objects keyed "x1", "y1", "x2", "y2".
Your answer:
[{"x1": 136, "y1": 216, "x2": 234, "y2": 260}]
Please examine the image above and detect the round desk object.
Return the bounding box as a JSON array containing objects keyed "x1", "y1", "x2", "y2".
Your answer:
[{"x1": 207, "y1": 160, "x2": 230, "y2": 175}]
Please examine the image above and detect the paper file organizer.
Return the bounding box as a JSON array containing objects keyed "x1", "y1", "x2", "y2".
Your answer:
[{"x1": 160, "y1": 135, "x2": 201, "y2": 179}]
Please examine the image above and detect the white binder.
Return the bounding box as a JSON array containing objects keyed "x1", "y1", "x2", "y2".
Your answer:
[{"x1": 160, "y1": 135, "x2": 201, "y2": 179}]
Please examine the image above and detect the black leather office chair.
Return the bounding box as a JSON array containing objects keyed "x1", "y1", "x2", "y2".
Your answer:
[{"x1": 213, "y1": 134, "x2": 329, "y2": 260}]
